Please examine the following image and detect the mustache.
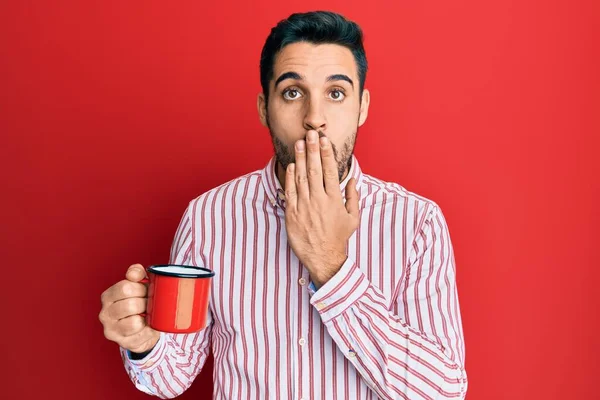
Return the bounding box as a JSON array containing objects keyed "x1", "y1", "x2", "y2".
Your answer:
[
  {"x1": 309, "y1": 129, "x2": 338, "y2": 160},
  {"x1": 300, "y1": 129, "x2": 326, "y2": 139}
]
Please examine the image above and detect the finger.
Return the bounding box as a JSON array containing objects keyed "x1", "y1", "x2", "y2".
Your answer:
[
  {"x1": 109, "y1": 297, "x2": 147, "y2": 321},
  {"x1": 103, "y1": 280, "x2": 147, "y2": 304},
  {"x1": 126, "y1": 264, "x2": 147, "y2": 282},
  {"x1": 305, "y1": 130, "x2": 324, "y2": 196},
  {"x1": 284, "y1": 163, "x2": 297, "y2": 211},
  {"x1": 345, "y1": 178, "x2": 360, "y2": 218},
  {"x1": 294, "y1": 139, "x2": 310, "y2": 200},
  {"x1": 320, "y1": 136, "x2": 340, "y2": 196},
  {"x1": 117, "y1": 315, "x2": 148, "y2": 337}
]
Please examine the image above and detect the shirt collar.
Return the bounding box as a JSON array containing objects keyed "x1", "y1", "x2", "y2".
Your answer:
[{"x1": 261, "y1": 154, "x2": 364, "y2": 209}]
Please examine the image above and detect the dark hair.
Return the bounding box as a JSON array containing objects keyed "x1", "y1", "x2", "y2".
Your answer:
[{"x1": 260, "y1": 11, "x2": 368, "y2": 102}]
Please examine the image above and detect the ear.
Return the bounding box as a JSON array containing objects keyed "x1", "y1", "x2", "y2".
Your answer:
[
  {"x1": 358, "y1": 88, "x2": 370, "y2": 127},
  {"x1": 257, "y1": 93, "x2": 268, "y2": 128}
]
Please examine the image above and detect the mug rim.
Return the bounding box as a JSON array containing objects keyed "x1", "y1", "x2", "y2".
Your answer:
[{"x1": 147, "y1": 264, "x2": 215, "y2": 279}]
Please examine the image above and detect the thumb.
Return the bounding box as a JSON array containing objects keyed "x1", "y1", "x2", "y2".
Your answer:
[
  {"x1": 345, "y1": 178, "x2": 360, "y2": 218},
  {"x1": 126, "y1": 264, "x2": 147, "y2": 282}
]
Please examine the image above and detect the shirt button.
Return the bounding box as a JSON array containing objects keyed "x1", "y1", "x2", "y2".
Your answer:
[
  {"x1": 315, "y1": 302, "x2": 326, "y2": 310},
  {"x1": 348, "y1": 349, "x2": 356, "y2": 358},
  {"x1": 298, "y1": 278, "x2": 306, "y2": 286},
  {"x1": 298, "y1": 338, "x2": 306, "y2": 346}
]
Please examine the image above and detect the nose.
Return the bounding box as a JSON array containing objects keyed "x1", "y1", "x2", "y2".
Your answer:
[{"x1": 303, "y1": 97, "x2": 327, "y2": 132}]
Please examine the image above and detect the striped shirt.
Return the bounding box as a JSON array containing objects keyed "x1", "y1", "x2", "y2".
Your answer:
[{"x1": 120, "y1": 155, "x2": 468, "y2": 399}]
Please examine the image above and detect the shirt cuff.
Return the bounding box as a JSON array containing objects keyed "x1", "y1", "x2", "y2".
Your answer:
[
  {"x1": 121, "y1": 332, "x2": 167, "y2": 372},
  {"x1": 309, "y1": 256, "x2": 369, "y2": 323}
]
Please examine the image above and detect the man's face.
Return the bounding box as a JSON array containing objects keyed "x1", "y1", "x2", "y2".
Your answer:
[{"x1": 258, "y1": 42, "x2": 370, "y2": 182}]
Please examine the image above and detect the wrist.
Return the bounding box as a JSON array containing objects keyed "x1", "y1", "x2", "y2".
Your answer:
[
  {"x1": 310, "y1": 252, "x2": 347, "y2": 288},
  {"x1": 128, "y1": 331, "x2": 161, "y2": 359},
  {"x1": 129, "y1": 349, "x2": 153, "y2": 360}
]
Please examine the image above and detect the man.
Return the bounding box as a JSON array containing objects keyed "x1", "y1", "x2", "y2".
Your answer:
[{"x1": 99, "y1": 10, "x2": 467, "y2": 399}]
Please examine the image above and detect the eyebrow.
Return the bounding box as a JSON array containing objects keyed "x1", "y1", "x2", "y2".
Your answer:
[
  {"x1": 274, "y1": 72, "x2": 354, "y2": 89},
  {"x1": 326, "y1": 74, "x2": 354, "y2": 88},
  {"x1": 275, "y1": 72, "x2": 303, "y2": 88}
]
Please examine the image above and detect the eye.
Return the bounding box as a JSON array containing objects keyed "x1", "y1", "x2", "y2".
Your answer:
[
  {"x1": 283, "y1": 88, "x2": 303, "y2": 101},
  {"x1": 329, "y1": 89, "x2": 346, "y2": 101}
]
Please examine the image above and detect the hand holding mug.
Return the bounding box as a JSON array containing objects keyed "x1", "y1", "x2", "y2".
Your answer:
[{"x1": 99, "y1": 264, "x2": 160, "y2": 354}]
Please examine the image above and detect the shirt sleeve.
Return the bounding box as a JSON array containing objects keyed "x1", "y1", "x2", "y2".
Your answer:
[
  {"x1": 120, "y1": 203, "x2": 213, "y2": 399},
  {"x1": 309, "y1": 206, "x2": 468, "y2": 399}
]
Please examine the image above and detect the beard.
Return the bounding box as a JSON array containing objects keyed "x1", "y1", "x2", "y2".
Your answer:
[{"x1": 267, "y1": 114, "x2": 358, "y2": 183}]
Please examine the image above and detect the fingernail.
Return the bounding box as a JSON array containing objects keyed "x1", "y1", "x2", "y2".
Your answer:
[
  {"x1": 296, "y1": 140, "x2": 305, "y2": 151},
  {"x1": 320, "y1": 136, "x2": 329, "y2": 148},
  {"x1": 307, "y1": 130, "x2": 317, "y2": 143}
]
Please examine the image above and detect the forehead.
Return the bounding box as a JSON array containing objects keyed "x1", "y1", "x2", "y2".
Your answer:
[{"x1": 273, "y1": 42, "x2": 357, "y2": 83}]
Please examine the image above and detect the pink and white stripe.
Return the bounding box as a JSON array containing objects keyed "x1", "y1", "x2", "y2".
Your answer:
[{"x1": 120, "y1": 155, "x2": 468, "y2": 399}]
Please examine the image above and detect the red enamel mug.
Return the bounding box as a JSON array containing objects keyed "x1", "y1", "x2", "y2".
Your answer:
[{"x1": 141, "y1": 264, "x2": 214, "y2": 333}]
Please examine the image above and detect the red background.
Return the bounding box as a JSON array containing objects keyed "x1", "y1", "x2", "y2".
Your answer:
[{"x1": 1, "y1": 1, "x2": 598, "y2": 399}]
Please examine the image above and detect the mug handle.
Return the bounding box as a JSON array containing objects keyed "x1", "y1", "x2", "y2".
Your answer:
[{"x1": 139, "y1": 277, "x2": 149, "y2": 317}]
